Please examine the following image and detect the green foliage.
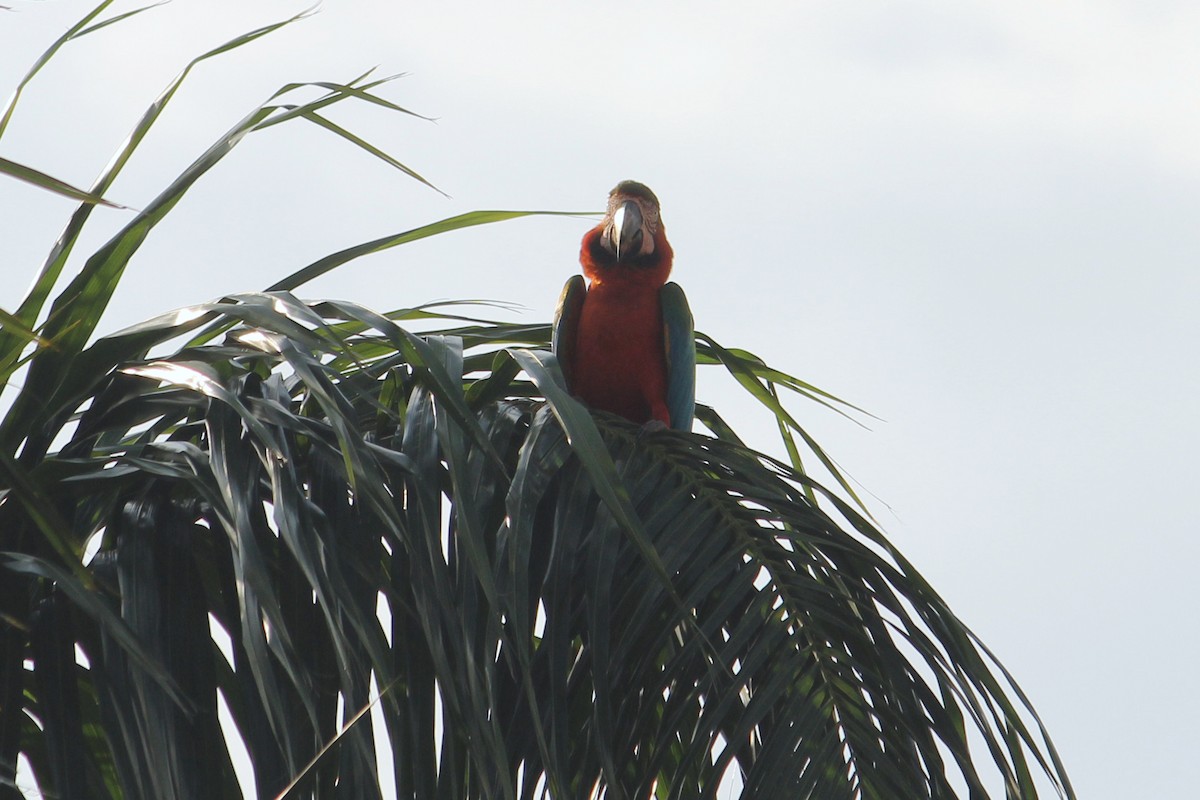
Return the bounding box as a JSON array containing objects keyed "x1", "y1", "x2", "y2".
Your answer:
[{"x1": 0, "y1": 4, "x2": 1073, "y2": 799}]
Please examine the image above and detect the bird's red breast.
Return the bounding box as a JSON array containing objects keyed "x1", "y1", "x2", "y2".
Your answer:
[{"x1": 569, "y1": 221, "x2": 675, "y2": 425}]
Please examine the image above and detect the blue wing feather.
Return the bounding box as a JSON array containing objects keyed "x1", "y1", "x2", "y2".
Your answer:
[
  {"x1": 552, "y1": 275, "x2": 586, "y2": 388},
  {"x1": 660, "y1": 282, "x2": 695, "y2": 431}
]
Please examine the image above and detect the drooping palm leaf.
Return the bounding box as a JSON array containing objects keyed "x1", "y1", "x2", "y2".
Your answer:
[{"x1": 3, "y1": 292, "x2": 1072, "y2": 799}]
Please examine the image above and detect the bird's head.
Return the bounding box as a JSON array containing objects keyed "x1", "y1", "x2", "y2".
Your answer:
[
  {"x1": 581, "y1": 180, "x2": 673, "y2": 285},
  {"x1": 601, "y1": 181, "x2": 661, "y2": 262}
]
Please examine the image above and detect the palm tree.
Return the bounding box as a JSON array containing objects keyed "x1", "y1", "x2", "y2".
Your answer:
[{"x1": 0, "y1": 5, "x2": 1073, "y2": 799}]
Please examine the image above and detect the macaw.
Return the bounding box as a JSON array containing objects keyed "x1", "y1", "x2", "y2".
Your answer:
[{"x1": 553, "y1": 180, "x2": 695, "y2": 431}]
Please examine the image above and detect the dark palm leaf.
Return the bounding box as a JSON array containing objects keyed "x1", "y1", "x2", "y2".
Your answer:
[{"x1": 3, "y1": 293, "x2": 1071, "y2": 799}]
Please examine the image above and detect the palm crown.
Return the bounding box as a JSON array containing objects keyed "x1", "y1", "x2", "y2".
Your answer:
[{"x1": 0, "y1": 6, "x2": 1073, "y2": 799}]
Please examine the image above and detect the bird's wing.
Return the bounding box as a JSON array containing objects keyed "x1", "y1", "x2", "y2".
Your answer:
[
  {"x1": 552, "y1": 274, "x2": 587, "y2": 389},
  {"x1": 660, "y1": 281, "x2": 696, "y2": 431}
]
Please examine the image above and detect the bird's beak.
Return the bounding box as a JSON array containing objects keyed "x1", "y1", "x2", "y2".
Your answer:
[{"x1": 612, "y1": 199, "x2": 643, "y2": 262}]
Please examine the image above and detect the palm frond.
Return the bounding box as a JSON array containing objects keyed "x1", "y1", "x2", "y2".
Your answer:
[{"x1": 1, "y1": 293, "x2": 1073, "y2": 799}]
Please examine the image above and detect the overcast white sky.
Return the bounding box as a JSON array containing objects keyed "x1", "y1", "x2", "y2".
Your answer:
[{"x1": 3, "y1": 2, "x2": 1199, "y2": 797}]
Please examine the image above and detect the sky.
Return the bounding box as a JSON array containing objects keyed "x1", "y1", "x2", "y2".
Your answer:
[{"x1": 3, "y1": 1, "x2": 1199, "y2": 797}]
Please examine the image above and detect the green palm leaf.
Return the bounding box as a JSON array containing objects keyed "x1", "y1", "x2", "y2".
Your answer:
[{"x1": 2, "y1": 293, "x2": 1072, "y2": 799}]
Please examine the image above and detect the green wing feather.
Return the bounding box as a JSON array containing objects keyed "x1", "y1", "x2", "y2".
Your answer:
[
  {"x1": 661, "y1": 282, "x2": 695, "y2": 431},
  {"x1": 552, "y1": 274, "x2": 586, "y2": 388}
]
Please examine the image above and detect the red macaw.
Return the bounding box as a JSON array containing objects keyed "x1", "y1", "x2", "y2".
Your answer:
[{"x1": 553, "y1": 180, "x2": 695, "y2": 431}]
